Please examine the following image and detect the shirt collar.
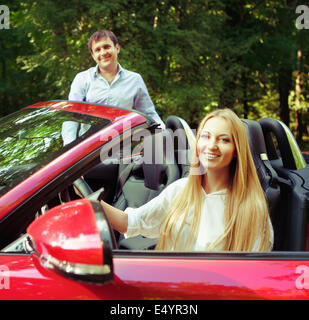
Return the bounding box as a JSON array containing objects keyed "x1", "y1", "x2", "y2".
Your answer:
[
  {"x1": 94, "y1": 63, "x2": 123, "y2": 78},
  {"x1": 94, "y1": 64, "x2": 100, "y2": 77},
  {"x1": 202, "y1": 188, "x2": 227, "y2": 197},
  {"x1": 117, "y1": 63, "x2": 124, "y2": 74}
]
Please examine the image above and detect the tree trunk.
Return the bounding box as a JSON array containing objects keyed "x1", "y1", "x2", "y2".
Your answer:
[
  {"x1": 295, "y1": 42, "x2": 305, "y2": 143},
  {"x1": 1, "y1": 57, "x2": 8, "y2": 117},
  {"x1": 278, "y1": 67, "x2": 292, "y2": 127},
  {"x1": 242, "y1": 72, "x2": 249, "y2": 119}
]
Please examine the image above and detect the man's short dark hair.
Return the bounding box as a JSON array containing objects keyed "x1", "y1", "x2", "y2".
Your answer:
[{"x1": 88, "y1": 30, "x2": 119, "y2": 53}]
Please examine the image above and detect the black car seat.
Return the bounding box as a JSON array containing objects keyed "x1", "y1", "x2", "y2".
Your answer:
[
  {"x1": 113, "y1": 129, "x2": 180, "y2": 249},
  {"x1": 165, "y1": 115, "x2": 196, "y2": 178},
  {"x1": 113, "y1": 130, "x2": 180, "y2": 210},
  {"x1": 241, "y1": 119, "x2": 281, "y2": 250},
  {"x1": 259, "y1": 118, "x2": 309, "y2": 251}
]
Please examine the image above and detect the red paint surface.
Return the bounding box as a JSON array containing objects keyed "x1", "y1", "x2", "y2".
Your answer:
[{"x1": 1, "y1": 253, "x2": 309, "y2": 300}]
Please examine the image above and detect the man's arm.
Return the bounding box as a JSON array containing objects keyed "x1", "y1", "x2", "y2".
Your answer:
[
  {"x1": 68, "y1": 72, "x2": 88, "y2": 101},
  {"x1": 134, "y1": 75, "x2": 165, "y2": 128}
]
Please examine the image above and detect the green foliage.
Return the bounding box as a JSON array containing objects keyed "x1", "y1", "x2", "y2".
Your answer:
[{"x1": 1, "y1": 0, "x2": 308, "y2": 144}]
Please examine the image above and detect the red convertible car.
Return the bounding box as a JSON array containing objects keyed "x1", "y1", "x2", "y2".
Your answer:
[{"x1": 0, "y1": 100, "x2": 308, "y2": 300}]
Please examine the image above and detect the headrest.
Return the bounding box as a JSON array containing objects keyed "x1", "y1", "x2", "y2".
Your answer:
[
  {"x1": 165, "y1": 116, "x2": 189, "y2": 150},
  {"x1": 259, "y1": 117, "x2": 306, "y2": 170},
  {"x1": 242, "y1": 119, "x2": 279, "y2": 191},
  {"x1": 242, "y1": 119, "x2": 268, "y2": 165},
  {"x1": 142, "y1": 130, "x2": 178, "y2": 190}
]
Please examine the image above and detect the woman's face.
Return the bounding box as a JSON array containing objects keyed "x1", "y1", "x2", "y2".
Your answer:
[{"x1": 197, "y1": 116, "x2": 236, "y2": 173}]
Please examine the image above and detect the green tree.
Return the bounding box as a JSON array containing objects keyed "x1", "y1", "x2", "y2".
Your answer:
[{"x1": 1, "y1": 0, "x2": 308, "y2": 145}]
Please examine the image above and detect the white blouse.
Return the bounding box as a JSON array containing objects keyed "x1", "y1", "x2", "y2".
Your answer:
[{"x1": 125, "y1": 177, "x2": 273, "y2": 251}]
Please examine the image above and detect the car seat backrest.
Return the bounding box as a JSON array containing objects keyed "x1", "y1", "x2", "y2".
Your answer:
[
  {"x1": 165, "y1": 115, "x2": 196, "y2": 178},
  {"x1": 113, "y1": 123, "x2": 183, "y2": 249},
  {"x1": 259, "y1": 118, "x2": 307, "y2": 170},
  {"x1": 259, "y1": 118, "x2": 308, "y2": 251},
  {"x1": 113, "y1": 129, "x2": 180, "y2": 211},
  {"x1": 242, "y1": 120, "x2": 280, "y2": 191},
  {"x1": 242, "y1": 119, "x2": 281, "y2": 249}
]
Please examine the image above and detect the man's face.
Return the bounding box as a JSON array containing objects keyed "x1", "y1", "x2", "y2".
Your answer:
[{"x1": 91, "y1": 37, "x2": 120, "y2": 73}]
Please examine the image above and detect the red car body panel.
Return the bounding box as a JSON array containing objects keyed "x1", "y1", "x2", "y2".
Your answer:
[
  {"x1": 0, "y1": 101, "x2": 147, "y2": 219},
  {"x1": 0, "y1": 254, "x2": 309, "y2": 300},
  {"x1": 28, "y1": 100, "x2": 144, "y2": 122}
]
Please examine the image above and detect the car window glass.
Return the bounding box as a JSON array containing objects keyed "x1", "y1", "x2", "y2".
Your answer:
[{"x1": 0, "y1": 108, "x2": 110, "y2": 196}]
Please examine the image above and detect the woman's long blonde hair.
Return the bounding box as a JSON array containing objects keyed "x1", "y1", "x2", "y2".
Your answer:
[{"x1": 156, "y1": 108, "x2": 272, "y2": 252}]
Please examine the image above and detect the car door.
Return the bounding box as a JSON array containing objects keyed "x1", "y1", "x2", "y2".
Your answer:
[
  {"x1": 111, "y1": 251, "x2": 309, "y2": 300},
  {"x1": 1, "y1": 250, "x2": 309, "y2": 300}
]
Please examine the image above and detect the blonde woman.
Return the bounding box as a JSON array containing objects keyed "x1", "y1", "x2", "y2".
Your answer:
[{"x1": 101, "y1": 108, "x2": 274, "y2": 252}]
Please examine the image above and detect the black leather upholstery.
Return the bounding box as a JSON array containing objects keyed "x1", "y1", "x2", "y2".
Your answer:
[
  {"x1": 242, "y1": 119, "x2": 281, "y2": 249},
  {"x1": 165, "y1": 115, "x2": 193, "y2": 178},
  {"x1": 113, "y1": 130, "x2": 180, "y2": 249},
  {"x1": 113, "y1": 130, "x2": 180, "y2": 211},
  {"x1": 113, "y1": 116, "x2": 193, "y2": 214},
  {"x1": 259, "y1": 118, "x2": 309, "y2": 251}
]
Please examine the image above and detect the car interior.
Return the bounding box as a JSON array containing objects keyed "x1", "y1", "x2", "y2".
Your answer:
[
  {"x1": 1, "y1": 114, "x2": 308, "y2": 254},
  {"x1": 83, "y1": 114, "x2": 309, "y2": 252}
]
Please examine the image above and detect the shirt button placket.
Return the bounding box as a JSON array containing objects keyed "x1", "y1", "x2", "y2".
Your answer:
[{"x1": 101, "y1": 77, "x2": 111, "y2": 104}]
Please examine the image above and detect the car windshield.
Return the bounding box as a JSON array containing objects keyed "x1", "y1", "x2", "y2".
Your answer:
[{"x1": 0, "y1": 108, "x2": 111, "y2": 196}]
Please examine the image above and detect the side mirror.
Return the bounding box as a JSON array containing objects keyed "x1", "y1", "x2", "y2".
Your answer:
[{"x1": 27, "y1": 199, "x2": 116, "y2": 283}]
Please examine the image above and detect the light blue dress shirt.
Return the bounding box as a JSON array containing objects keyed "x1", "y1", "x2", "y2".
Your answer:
[{"x1": 68, "y1": 64, "x2": 164, "y2": 127}]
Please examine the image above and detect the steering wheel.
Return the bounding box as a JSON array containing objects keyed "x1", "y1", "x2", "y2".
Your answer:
[
  {"x1": 59, "y1": 178, "x2": 104, "y2": 203},
  {"x1": 73, "y1": 177, "x2": 93, "y2": 197},
  {"x1": 74, "y1": 177, "x2": 105, "y2": 201}
]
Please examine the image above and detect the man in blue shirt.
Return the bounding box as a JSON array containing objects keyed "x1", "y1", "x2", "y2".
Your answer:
[{"x1": 68, "y1": 30, "x2": 164, "y2": 127}]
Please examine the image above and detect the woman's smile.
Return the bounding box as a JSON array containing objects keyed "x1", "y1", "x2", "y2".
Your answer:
[{"x1": 202, "y1": 152, "x2": 220, "y2": 160}]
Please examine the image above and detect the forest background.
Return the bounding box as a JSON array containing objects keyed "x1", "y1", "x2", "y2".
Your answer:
[{"x1": 0, "y1": 0, "x2": 308, "y2": 149}]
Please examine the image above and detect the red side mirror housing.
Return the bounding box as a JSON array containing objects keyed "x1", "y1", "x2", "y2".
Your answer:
[{"x1": 27, "y1": 199, "x2": 115, "y2": 283}]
